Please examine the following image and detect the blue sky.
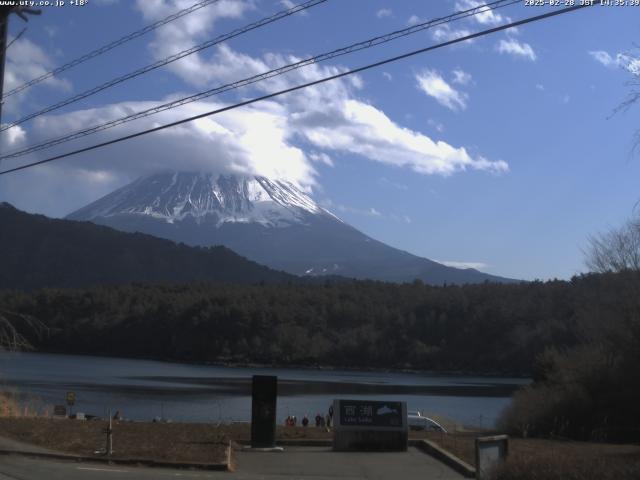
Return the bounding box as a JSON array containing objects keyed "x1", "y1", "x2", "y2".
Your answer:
[{"x1": 0, "y1": 0, "x2": 639, "y2": 281}]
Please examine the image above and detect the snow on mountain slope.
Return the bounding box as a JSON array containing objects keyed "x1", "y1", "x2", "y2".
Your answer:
[{"x1": 68, "y1": 172, "x2": 338, "y2": 227}]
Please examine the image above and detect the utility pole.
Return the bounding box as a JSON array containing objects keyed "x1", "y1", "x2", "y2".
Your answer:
[
  {"x1": 0, "y1": 6, "x2": 41, "y2": 127},
  {"x1": 0, "y1": 6, "x2": 12, "y2": 127}
]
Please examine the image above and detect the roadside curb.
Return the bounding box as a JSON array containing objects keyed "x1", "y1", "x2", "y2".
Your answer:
[
  {"x1": 410, "y1": 439, "x2": 476, "y2": 478},
  {"x1": 236, "y1": 439, "x2": 333, "y2": 448},
  {"x1": 0, "y1": 445, "x2": 232, "y2": 472}
]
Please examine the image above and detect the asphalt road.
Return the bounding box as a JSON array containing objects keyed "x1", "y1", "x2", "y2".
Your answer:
[
  {"x1": 0, "y1": 447, "x2": 464, "y2": 479},
  {"x1": 0, "y1": 456, "x2": 223, "y2": 480}
]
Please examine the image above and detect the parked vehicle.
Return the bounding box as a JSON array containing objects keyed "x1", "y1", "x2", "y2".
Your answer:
[{"x1": 407, "y1": 411, "x2": 447, "y2": 432}]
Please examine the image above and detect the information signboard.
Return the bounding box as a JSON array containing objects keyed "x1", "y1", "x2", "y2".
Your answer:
[
  {"x1": 339, "y1": 400, "x2": 403, "y2": 428},
  {"x1": 333, "y1": 399, "x2": 407, "y2": 451},
  {"x1": 53, "y1": 405, "x2": 67, "y2": 417}
]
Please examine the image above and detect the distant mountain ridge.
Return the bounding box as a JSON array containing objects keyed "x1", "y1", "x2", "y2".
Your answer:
[
  {"x1": 68, "y1": 172, "x2": 517, "y2": 285},
  {"x1": 0, "y1": 202, "x2": 294, "y2": 290}
]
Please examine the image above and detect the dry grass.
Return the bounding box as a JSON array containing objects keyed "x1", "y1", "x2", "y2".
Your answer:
[
  {"x1": 0, "y1": 417, "x2": 229, "y2": 464},
  {"x1": 0, "y1": 390, "x2": 52, "y2": 418},
  {"x1": 418, "y1": 429, "x2": 640, "y2": 480},
  {"x1": 0, "y1": 394, "x2": 21, "y2": 417},
  {"x1": 0, "y1": 418, "x2": 337, "y2": 463},
  {"x1": 493, "y1": 441, "x2": 640, "y2": 480}
]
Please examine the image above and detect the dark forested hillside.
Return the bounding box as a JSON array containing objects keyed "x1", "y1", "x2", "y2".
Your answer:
[
  {"x1": 0, "y1": 202, "x2": 294, "y2": 289},
  {"x1": 5, "y1": 273, "x2": 633, "y2": 375}
]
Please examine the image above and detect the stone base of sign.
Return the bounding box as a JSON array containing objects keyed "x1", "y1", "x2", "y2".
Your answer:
[
  {"x1": 333, "y1": 430, "x2": 408, "y2": 452},
  {"x1": 241, "y1": 446, "x2": 284, "y2": 453}
]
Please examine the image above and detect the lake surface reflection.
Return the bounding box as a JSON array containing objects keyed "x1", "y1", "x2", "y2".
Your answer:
[{"x1": 0, "y1": 352, "x2": 528, "y2": 427}]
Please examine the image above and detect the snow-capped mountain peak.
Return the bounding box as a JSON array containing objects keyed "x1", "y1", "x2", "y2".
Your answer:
[
  {"x1": 67, "y1": 171, "x2": 515, "y2": 284},
  {"x1": 69, "y1": 172, "x2": 339, "y2": 227}
]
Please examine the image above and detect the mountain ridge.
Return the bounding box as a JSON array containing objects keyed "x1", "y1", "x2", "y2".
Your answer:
[
  {"x1": 0, "y1": 201, "x2": 296, "y2": 290},
  {"x1": 67, "y1": 172, "x2": 517, "y2": 285}
]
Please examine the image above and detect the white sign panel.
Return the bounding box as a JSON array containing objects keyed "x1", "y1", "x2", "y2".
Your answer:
[{"x1": 476, "y1": 435, "x2": 508, "y2": 480}]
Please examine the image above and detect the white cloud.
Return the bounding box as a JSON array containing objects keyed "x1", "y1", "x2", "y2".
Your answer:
[
  {"x1": 376, "y1": 8, "x2": 392, "y2": 18},
  {"x1": 14, "y1": 97, "x2": 317, "y2": 189},
  {"x1": 2, "y1": 38, "x2": 72, "y2": 115},
  {"x1": 505, "y1": 25, "x2": 520, "y2": 36},
  {"x1": 535, "y1": 83, "x2": 545, "y2": 91},
  {"x1": 416, "y1": 70, "x2": 468, "y2": 112},
  {"x1": 308, "y1": 151, "x2": 334, "y2": 167},
  {"x1": 328, "y1": 202, "x2": 411, "y2": 223},
  {"x1": 119, "y1": 37, "x2": 506, "y2": 177},
  {"x1": 431, "y1": 24, "x2": 473, "y2": 43},
  {"x1": 2, "y1": 16, "x2": 509, "y2": 215},
  {"x1": 382, "y1": 72, "x2": 393, "y2": 81},
  {"x1": 497, "y1": 39, "x2": 537, "y2": 61},
  {"x1": 292, "y1": 98, "x2": 507, "y2": 175},
  {"x1": 589, "y1": 50, "x2": 640, "y2": 74},
  {"x1": 428, "y1": 118, "x2": 445, "y2": 133},
  {"x1": 134, "y1": 0, "x2": 253, "y2": 84},
  {"x1": 455, "y1": 0, "x2": 504, "y2": 25},
  {"x1": 333, "y1": 203, "x2": 382, "y2": 217},
  {"x1": 437, "y1": 260, "x2": 489, "y2": 270},
  {"x1": 451, "y1": 68, "x2": 472, "y2": 86},
  {"x1": 628, "y1": 57, "x2": 640, "y2": 75},
  {"x1": 379, "y1": 177, "x2": 408, "y2": 191},
  {"x1": 280, "y1": 0, "x2": 309, "y2": 15},
  {"x1": 0, "y1": 125, "x2": 27, "y2": 157},
  {"x1": 407, "y1": 14, "x2": 421, "y2": 26},
  {"x1": 368, "y1": 207, "x2": 382, "y2": 216},
  {"x1": 44, "y1": 26, "x2": 59, "y2": 38},
  {"x1": 14, "y1": 56, "x2": 506, "y2": 191},
  {"x1": 589, "y1": 50, "x2": 615, "y2": 67}
]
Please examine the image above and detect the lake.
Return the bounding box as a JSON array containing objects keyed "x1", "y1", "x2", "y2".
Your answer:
[{"x1": 0, "y1": 351, "x2": 528, "y2": 427}]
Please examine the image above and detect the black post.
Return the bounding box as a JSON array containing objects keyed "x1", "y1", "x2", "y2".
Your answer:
[{"x1": 250, "y1": 375, "x2": 277, "y2": 448}]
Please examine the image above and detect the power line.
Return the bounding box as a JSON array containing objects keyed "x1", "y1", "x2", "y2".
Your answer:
[
  {"x1": 0, "y1": 0, "x2": 327, "y2": 133},
  {"x1": 0, "y1": 0, "x2": 519, "y2": 161},
  {"x1": 1, "y1": 0, "x2": 223, "y2": 100},
  {"x1": 5, "y1": 26, "x2": 26, "y2": 52},
  {"x1": 0, "y1": 3, "x2": 594, "y2": 177}
]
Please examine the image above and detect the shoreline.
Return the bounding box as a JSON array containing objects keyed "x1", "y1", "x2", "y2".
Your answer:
[{"x1": 5, "y1": 349, "x2": 532, "y2": 380}]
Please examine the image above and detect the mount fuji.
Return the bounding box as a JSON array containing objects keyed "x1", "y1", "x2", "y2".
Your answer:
[{"x1": 67, "y1": 172, "x2": 514, "y2": 284}]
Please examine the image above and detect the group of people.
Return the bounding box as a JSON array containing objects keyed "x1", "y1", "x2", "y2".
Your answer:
[{"x1": 285, "y1": 405, "x2": 334, "y2": 429}]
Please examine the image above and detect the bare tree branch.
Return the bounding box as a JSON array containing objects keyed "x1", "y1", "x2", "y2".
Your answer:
[
  {"x1": 586, "y1": 215, "x2": 640, "y2": 273},
  {"x1": 0, "y1": 309, "x2": 47, "y2": 351}
]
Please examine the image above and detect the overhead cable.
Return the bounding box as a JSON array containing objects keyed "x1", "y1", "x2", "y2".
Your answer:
[
  {"x1": 0, "y1": 0, "x2": 519, "y2": 160},
  {"x1": 0, "y1": 3, "x2": 595, "y2": 177}
]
